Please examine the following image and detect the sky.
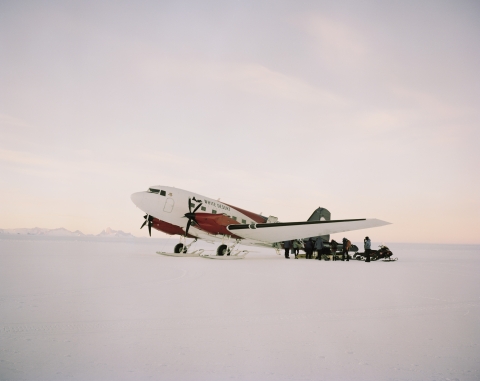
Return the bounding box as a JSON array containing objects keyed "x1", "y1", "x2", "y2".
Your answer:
[{"x1": 0, "y1": 0, "x2": 479, "y2": 243}]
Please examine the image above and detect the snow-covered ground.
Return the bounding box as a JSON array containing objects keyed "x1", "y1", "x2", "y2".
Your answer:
[{"x1": 1, "y1": 237, "x2": 479, "y2": 381}]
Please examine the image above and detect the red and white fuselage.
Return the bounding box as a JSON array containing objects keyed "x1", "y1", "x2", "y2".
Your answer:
[{"x1": 131, "y1": 186, "x2": 272, "y2": 247}]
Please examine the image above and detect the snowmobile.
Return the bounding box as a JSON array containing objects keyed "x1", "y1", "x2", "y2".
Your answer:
[{"x1": 354, "y1": 245, "x2": 398, "y2": 261}]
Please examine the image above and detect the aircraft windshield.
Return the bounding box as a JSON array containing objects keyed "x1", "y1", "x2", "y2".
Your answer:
[{"x1": 147, "y1": 188, "x2": 166, "y2": 196}]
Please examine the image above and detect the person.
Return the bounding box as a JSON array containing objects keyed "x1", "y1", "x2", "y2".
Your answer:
[
  {"x1": 342, "y1": 237, "x2": 351, "y2": 261},
  {"x1": 330, "y1": 239, "x2": 338, "y2": 261},
  {"x1": 304, "y1": 238, "x2": 313, "y2": 259},
  {"x1": 314, "y1": 237, "x2": 324, "y2": 260},
  {"x1": 293, "y1": 240, "x2": 301, "y2": 259},
  {"x1": 364, "y1": 236, "x2": 371, "y2": 262},
  {"x1": 283, "y1": 240, "x2": 291, "y2": 259}
]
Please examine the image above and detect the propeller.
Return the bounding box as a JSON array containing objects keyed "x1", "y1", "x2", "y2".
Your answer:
[
  {"x1": 184, "y1": 198, "x2": 203, "y2": 236},
  {"x1": 140, "y1": 214, "x2": 154, "y2": 236}
]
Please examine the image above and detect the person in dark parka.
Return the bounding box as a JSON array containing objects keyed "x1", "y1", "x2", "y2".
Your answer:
[
  {"x1": 292, "y1": 240, "x2": 301, "y2": 259},
  {"x1": 283, "y1": 240, "x2": 292, "y2": 259},
  {"x1": 304, "y1": 238, "x2": 313, "y2": 259},
  {"x1": 330, "y1": 239, "x2": 338, "y2": 261},
  {"x1": 342, "y1": 237, "x2": 351, "y2": 261},
  {"x1": 364, "y1": 236, "x2": 371, "y2": 262},
  {"x1": 314, "y1": 237, "x2": 324, "y2": 260}
]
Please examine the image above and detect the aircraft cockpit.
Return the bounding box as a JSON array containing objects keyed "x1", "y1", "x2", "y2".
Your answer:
[{"x1": 148, "y1": 188, "x2": 166, "y2": 196}]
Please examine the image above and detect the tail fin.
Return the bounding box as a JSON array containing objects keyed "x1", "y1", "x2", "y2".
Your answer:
[{"x1": 307, "y1": 207, "x2": 331, "y2": 242}]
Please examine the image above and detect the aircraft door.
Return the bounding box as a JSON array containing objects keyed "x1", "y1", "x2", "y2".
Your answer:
[{"x1": 163, "y1": 198, "x2": 174, "y2": 213}]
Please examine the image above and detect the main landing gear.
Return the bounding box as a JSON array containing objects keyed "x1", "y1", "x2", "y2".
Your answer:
[
  {"x1": 216, "y1": 239, "x2": 246, "y2": 256},
  {"x1": 174, "y1": 238, "x2": 199, "y2": 254},
  {"x1": 174, "y1": 243, "x2": 187, "y2": 253},
  {"x1": 216, "y1": 244, "x2": 229, "y2": 256},
  {"x1": 217, "y1": 239, "x2": 239, "y2": 256},
  {"x1": 171, "y1": 237, "x2": 247, "y2": 258}
]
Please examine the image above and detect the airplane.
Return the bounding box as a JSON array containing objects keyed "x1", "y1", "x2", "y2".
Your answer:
[{"x1": 130, "y1": 185, "x2": 391, "y2": 256}]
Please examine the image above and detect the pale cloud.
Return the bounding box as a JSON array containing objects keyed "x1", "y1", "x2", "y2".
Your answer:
[
  {"x1": 356, "y1": 111, "x2": 402, "y2": 133},
  {"x1": 0, "y1": 113, "x2": 33, "y2": 129},
  {"x1": 298, "y1": 13, "x2": 367, "y2": 67},
  {"x1": 139, "y1": 151, "x2": 193, "y2": 167},
  {"x1": 391, "y1": 86, "x2": 467, "y2": 120},
  {"x1": 0, "y1": 148, "x2": 134, "y2": 180},
  {"x1": 226, "y1": 63, "x2": 345, "y2": 105},
  {"x1": 138, "y1": 55, "x2": 345, "y2": 106},
  {"x1": 351, "y1": 84, "x2": 474, "y2": 139},
  {"x1": 138, "y1": 150, "x2": 277, "y2": 187},
  {"x1": 0, "y1": 149, "x2": 54, "y2": 167}
]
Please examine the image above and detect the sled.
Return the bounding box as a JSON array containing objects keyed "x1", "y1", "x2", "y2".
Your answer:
[{"x1": 381, "y1": 257, "x2": 398, "y2": 262}]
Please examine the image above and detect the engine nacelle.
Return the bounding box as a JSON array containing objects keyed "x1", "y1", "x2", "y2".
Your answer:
[
  {"x1": 152, "y1": 218, "x2": 195, "y2": 238},
  {"x1": 194, "y1": 213, "x2": 242, "y2": 238}
]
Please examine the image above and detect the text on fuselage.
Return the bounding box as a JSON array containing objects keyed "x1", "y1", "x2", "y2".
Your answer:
[{"x1": 203, "y1": 200, "x2": 230, "y2": 211}]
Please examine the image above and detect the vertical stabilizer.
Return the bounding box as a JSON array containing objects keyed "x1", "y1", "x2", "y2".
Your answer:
[{"x1": 307, "y1": 207, "x2": 331, "y2": 242}]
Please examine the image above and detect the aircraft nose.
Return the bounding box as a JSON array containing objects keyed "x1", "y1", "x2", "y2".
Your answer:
[{"x1": 131, "y1": 191, "x2": 147, "y2": 210}]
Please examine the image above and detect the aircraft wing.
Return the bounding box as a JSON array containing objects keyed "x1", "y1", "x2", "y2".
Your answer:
[{"x1": 227, "y1": 218, "x2": 391, "y2": 243}]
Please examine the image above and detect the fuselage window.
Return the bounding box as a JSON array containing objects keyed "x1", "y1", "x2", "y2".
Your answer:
[
  {"x1": 212, "y1": 210, "x2": 217, "y2": 214},
  {"x1": 148, "y1": 188, "x2": 160, "y2": 193},
  {"x1": 232, "y1": 216, "x2": 237, "y2": 221},
  {"x1": 201, "y1": 206, "x2": 206, "y2": 211},
  {"x1": 160, "y1": 190, "x2": 166, "y2": 196},
  {"x1": 242, "y1": 219, "x2": 246, "y2": 224}
]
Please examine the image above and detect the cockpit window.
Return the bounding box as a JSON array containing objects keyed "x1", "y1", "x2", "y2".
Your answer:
[{"x1": 147, "y1": 188, "x2": 167, "y2": 195}]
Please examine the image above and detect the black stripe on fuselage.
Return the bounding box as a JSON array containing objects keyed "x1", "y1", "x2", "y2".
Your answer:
[{"x1": 227, "y1": 218, "x2": 366, "y2": 230}]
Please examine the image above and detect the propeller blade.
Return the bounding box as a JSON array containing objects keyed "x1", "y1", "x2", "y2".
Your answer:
[
  {"x1": 192, "y1": 202, "x2": 203, "y2": 213},
  {"x1": 140, "y1": 214, "x2": 149, "y2": 229},
  {"x1": 148, "y1": 222, "x2": 151, "y2": 236},
  {"x1": 184, "y1": 199, "x2": 202, "y2": 237}
]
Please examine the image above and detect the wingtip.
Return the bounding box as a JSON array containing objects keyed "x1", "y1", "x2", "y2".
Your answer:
[{"x1": 372, "y1": 218, "x2": 392, "y2": 226}]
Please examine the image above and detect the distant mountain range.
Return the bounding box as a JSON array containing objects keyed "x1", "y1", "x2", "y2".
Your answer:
[
  {"x1": 97, "y1": 227, "x2": 135, "y2": 237},
  {"x1": 0, "y1": 227, "x2": 135, "y2": 238}
]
